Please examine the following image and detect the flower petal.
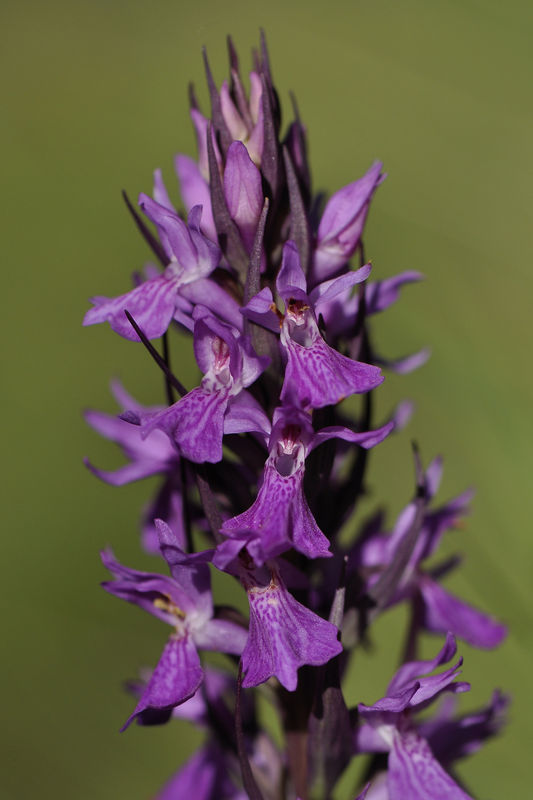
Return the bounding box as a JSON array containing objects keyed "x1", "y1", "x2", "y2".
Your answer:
[
  {"x1": 223, "y1": 141, "x2": 263, "y2": 252},
  {"x1": 175, "y1": 154, "x2": 217, "y2": 241},
  {"x1": 281, "y1": 329, "x2": 383, "y2": 409},
  {"x1": 242, "y1": 572, "x2": 342, "y2": 690},
  {"x1": 388, "y1": 731, "x2": 472, "y2": 800},
  {"x1": 84, "y1": 276, "x2": 178, "y2": 341},
  {"x1": 222, "y1": 464, "x2": 331, "y2": 564},
  {"x1": 419, "y1": 578, "x2": 507, "y2": 649},
  {"x1": 142, "y1": 387, "x2": 229, "y2": 464},
  {"x1": 121, "y1": 635, "x2": 203, "y2": 730}
]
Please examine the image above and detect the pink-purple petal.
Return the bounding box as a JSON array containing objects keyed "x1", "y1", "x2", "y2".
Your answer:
[
  {"x1": 142, "y1": 387, "x2": 230, "y2": 464},
  {"x1": 387, "y1": 633, "x2": 457, "y2": 696},
  {"x1": 388, "y1": 731, "x2": 473, "y2": 800},
  {"x1": 242, "y1": 573, "x2": 342, "y2": 690},
  {"x1": 241, "y1": 286, "x2": 281, "y2": 333},
  {"x1": 175, "y1": 154, "x2": 217, "y2": 241},
  {"x1": 281, "y1": 331, "x2": 384, "y2": 409},
  {"x1": 84, "y1": 276, "x2": 178, "y2": 341},
  {"x1": 222, "y1": 465, "x2": 331, "y2": 564},
  {"x1": 366, "y1": 271, "x2": 424, "y2": 315},
  {"x1": 309, "y1": 263, "x2": 372, "y2": 309},
  {"x1": 276, "y1": 240, "x2": 308, "y2": 299},
  {"x1": 121, "y1": 635, "x2": 203, "y2": 730},
  {"x1": 311, "y1": 421, "x2": 394, "y2": 452},
  {"x1": 419, "y1": 578, "x2": 507, "y2": 649},
  {"x1": 223, "y1": 141, "x2": 263, "y2": 252}
]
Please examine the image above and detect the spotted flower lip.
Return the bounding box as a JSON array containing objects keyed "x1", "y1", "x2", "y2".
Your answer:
[
  {"x1": 238, "y1": 564, "x2": 343, "y2": 691},
  {"x1": 216, "y1": 405, "x2": 394, "y2": 567},
  {"x1": 242, "y1": 240, "x2": 383, "y2": 409},
  {"x1": 101, "y1": 520, "x2": 247, "y2": 730}
]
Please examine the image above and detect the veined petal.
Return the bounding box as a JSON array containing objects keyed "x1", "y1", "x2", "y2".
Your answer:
[
  {"x1": 281, "y1": 329, "x2": 383, "y2": 409},
  {"x1": 378, "y1": 348, "x2": 431, "y2": 375},
  {"x1": 222, "y1": 464, "x2": 331, "y2": 564},
  {"x1": 142, "y1": 387, "x2": 230, "y2": 464},
  {"x1": 241, "y1": 572, "x2": 342, "y2": 690},
  {"x1": 388, "y1": 731, "x2": 472, "y2": 800},
  {"x1": 317, "y1": 162, "x2": 383, "y2": 243},
  {"x1": 101, "y1": 552, "x2": 194, "y2": 621},
  {"x1": 419, "y1": 578, "x2": 507, "y2": 649},
  {"x1": 312, "y1": 162, "x2": 383, "y2": 281},
  {"x1": 156, "y1": 519, "x2": 213, "y2": 618},
  {"x1": 155, "y1": 743, "x2": 242, "y2": 800},
  {"x1": 121, "y1": 635, "x2": 203, "y2": 730},
  {"x1": 84, "y1": 276, "x2": 178, "y2": 341},
  {"x1": 84, "y1": 407, "x2": 172, "y2": 463},
  {"x1": 139, "y1": 194, "x2": 220, "y2": 277},
  {"x1": 220, "y1": 80, "x2": 248, "y2": 140}
]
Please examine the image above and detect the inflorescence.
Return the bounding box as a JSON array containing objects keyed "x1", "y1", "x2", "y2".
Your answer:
[{"x1": 83, "y1": 33, "x2": 507, "y2": 800}]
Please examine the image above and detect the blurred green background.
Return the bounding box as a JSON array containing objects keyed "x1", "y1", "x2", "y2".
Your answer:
[{"x1": 3, "y1": 0, "x2": 532, "y2": 797}]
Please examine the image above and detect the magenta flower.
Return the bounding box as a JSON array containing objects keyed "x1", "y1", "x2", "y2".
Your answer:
[
  {"x1": 84, "y1": 34, "x2": 508, "y2": 800},
  {"x1": 243, "y1": 240, "x2": 383, "y2": 409},
  {"x1": 356, "y1": 635, "x2": 473, "y2": 800},
  {"x1": 310, "y1": 160, "x2": 385, "y2": 284},
  {"x1": 239, "y1": 562, "x2": 342, "y2": 691},
  {"x1": 355, "y1": 457, "x2": 507, "y2": 649},
  {"x1": 128, "y1": 307, "x2": 269, "y2": 463},
  {"x1": 102, "y1": 521, "x2": 246, "y2": 729},
  {"x1": 217, "y1": 405, "x2": 393, "y2": 566}
]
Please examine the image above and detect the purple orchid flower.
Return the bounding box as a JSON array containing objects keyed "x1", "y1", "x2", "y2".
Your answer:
[
  {"x1": 238, "y1": 560, "x2": 343, "y2": 691},
  {"x1": 355, "y1": 634, "x2": 474, "y2": 800},
  {"x1": 101, "y1": 520, "x2": 247, "y2": 729},
  {"x1": 310, "y1": 161, "x2": 385, "y2": 284},
  {"x1": 129, "y1": 307, "x2": 270, "y2": 464},
  {"x1": 84, "y1": 201, "x2": 223, "y2": 340},
  {"x1": 354, "y1": 457, "x2": 507, "y2": 649},
  {"x1": 217, "y1": 405, "x2": 394, "y2": 566},
  {"x1": 243, "y1": 240, "x2": 383, "y2": 409}
]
